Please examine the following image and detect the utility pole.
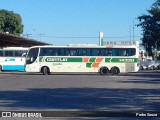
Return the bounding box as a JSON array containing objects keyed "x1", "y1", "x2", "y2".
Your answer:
[
  {"x1": 133, "y1": 20, "x2": 135, "y2": 42},
  {"x1": 99, "y1": 31, "x2": 104, "y2": 46},
  {"x1": 129, "y1": 25, "x2": 131, "y2": 42}
]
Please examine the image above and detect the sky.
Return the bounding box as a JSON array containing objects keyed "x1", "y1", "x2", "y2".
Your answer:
[{"x1": 0, "y1": 0, "x2": 155, "y2": 45}]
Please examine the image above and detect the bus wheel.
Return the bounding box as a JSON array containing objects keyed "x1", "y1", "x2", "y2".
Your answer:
[
  {"x1": 100, "y1": 67, "x2": 109, "y2": 75},
  {"x1": 0, "y1": 65, "x2": 2, "y2": 72},
  {"x1": 42, "y1": 66, "x2": 50, "y2": 75},
  {"x1": 111, "y1": 67, "x2": 120, "y2": 75}
]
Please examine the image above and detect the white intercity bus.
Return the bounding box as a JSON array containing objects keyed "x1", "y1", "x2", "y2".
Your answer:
[
  {"x1": 25, "y1": 41, "x2": 139, "y2": 75},
  {"x1": 0, "y1": 47, "x2": 28, "y2": 71}
]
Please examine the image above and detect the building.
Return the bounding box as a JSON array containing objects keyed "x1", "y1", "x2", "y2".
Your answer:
[{"x1": 0, "y1": 32, "x2": 51, "y2": 47}]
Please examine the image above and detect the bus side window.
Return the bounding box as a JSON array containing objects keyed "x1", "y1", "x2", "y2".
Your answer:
[
  {"x1": 76, "y1": 49, "x2": 79, "y2": 56},
  {"x1": 108, "y1": 50, "x2": 112, "y2": 56},
  {"x1": 123, "y1": 50, "x2": 127, "y2": 56},
  {"x1": 101, "y1": 49, "x2": 107, "y2": 56},
  {"x1": 102, "y1": 51, "x2": 106, "y2": 56},
  {"x1": 126, "y1": 50, "x2": 129, "y2": 56},
  {"x1": 57, "y1": 49, "x2": 63, "y2": 56},
  {"x1": 91, "y1": 49, "x2": 96, "y2": 56},
  {"x1": 53, "y1": 49, "x2": 58, "y2": 56},
  {"x1": 130, "y1": 49, "x2": 136, "y2": 56},
  {"x1": 5, "y1": 51, "x2": 14, "y2": 57},
  {"x1": 82, "y1": 49, "x2": 86, "y2": 56},
  {"x1": 70, "y1": 49, "x2": 77, "y2": 56},
  {"x1": 49, "y1": 49, "x2": 55, "y2": 56},
  {"x1": 14, "y1": 50, "x2": 27, "y2": 57},
  {"x1": 40, "y1": 49, "x2": 45, "y2": 56},
  {"x1": 66, "y1": 49, "x2": 71, "y2": 56},
  {"x1": 98, "y1": 49, "x2": 102, "y2": 56},
  {"x1": 43, "y1": 50, "x2": 48, "y2": 56},
  {"x1": 122, "y1": 49, "x2": 129, "y2": 56},
  {"x1": 0, "y1": 50, "x2": 3, "y2": 56}
]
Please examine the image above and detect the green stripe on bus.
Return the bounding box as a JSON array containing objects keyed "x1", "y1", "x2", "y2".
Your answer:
[
  {"x1": 39, "y1": 57, "x2": 43, "y2": 62},
  {"x1": 39, "y1": 57, "x2": 138, "y2": 63},
  {"x1": 67, "y1": 58, "x2": 82, "y2": 62},
  {"x1": 89, "y1": 58, "x2": 96, "y2": 62},
  {"x1": 39, "y1": 57, "x2": 82, "y2": 62},
  {"x1": 86, "y1": 63, "x2": 92, "y2": 68},
  {"x1": 105, "y1": 58, "x2": 138, "y2": 63}
]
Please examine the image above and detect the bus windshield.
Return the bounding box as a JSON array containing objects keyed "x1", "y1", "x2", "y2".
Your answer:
[{"x1": 26, "y1": 48, "x2": 39, "y2": 64}]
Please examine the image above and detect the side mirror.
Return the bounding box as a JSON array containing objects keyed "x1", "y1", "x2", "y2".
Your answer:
[{"x1": 22, "y1": 53, "x2": 27, "y2": 57}]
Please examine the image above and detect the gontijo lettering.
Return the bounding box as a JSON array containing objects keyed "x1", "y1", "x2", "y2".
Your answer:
[{"x1": 46, "y1": 58, "x2": 67, "y2": 62}]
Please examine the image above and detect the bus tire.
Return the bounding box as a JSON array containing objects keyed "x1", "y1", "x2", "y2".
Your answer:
[
  {"x1": 111, "y1": 67, "x2": 120, "y2": 75},
  {"x1": 100, "y1": 67, "x2": 109, "y2": 75},
  {"x1": 41, "y1": 66, "x2": 50, "y2": 75},
  {"x1": 0, "y1": 65, "x2": 2, "y2": 72}
]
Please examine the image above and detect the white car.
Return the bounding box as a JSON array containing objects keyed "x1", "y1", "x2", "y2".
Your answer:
[
  {"x1": 140, "y1": 61, "x2": 148, "y2": 70},
  {"x1": 140, "y1": 60, "x2": 160, "y2": 70}
]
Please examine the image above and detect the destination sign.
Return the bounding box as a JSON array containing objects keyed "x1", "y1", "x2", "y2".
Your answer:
[{"x1": 103, "y1": 41, "x2": 139, "y2": 46}]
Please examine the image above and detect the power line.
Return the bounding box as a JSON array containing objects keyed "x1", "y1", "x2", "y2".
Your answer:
[{"x1": 30, "y1": 35, "x2": 141, "y2": 39}]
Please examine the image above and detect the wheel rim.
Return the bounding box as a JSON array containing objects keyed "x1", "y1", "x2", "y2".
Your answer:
[
  {"x1": 43, "y1": 67, "x2": 49, "y2": 75},
  {"x1": 113, "y1": 69, "x2": 118, "y2": 74},
  {"x1": 100, "y1": 67, "x2": 109, "y2": 75},
  {"x1": 111, "y1": 67, "x2": 119, "y2": 75},
  {"x1": 102, "y1": 69, "x2": 108, "y2": 74}
]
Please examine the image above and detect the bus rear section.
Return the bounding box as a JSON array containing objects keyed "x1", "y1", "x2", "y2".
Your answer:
[{"x1": 0, "y1": 47, "x2": 28, "y2": 71}]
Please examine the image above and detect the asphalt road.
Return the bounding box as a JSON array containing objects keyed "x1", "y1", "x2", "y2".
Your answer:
[{"x1": 0, "y1": 71, "x2": 160, "y2": 118}]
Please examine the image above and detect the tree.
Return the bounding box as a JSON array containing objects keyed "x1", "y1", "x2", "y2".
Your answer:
[
  {"x1": 0, "y1": 9, "x2": 23, "y2": 36},
  {"x1": 137, "y1": 0, "x2": 160, "y2": 59}
]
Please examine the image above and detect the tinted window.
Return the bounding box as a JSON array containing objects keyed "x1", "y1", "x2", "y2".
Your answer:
[
  {"x1": 5, "y1": 51, "x2": 14, "y2": 57},
  {"x1": 112, "y1": 48, "x2": 136, "y2": 56},
  {"x1": 66, "y1": 48, "x2": 78, "y2": 56},
  {"x1": 0, "y1": 50, "x2": 3, "y2": 56},
  {"x1": 38, "y1": 47, "x2": 136, "y2": 56},
  {"x1": 14, "y1": 50, "x2": 27, "y2": 57}
]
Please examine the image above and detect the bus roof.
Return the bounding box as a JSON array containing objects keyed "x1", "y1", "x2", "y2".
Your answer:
[
  {"x1": 68, "y1": 44, "x2": 98, "y2": 46},
  {"x1": 29, "y1": 45, "x2": 138, "y2": 49},
  {"x1": 1, "y1": 47, "x2": 29, "y2": 50}
]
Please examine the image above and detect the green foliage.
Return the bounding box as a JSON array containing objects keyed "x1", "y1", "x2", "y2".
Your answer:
[
  {"x1": 0, "y1": 9, "x2": 23, "y2": 36},
  {"x1": 138, "y1": 0, "x2": 160, "y2": 58}
]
